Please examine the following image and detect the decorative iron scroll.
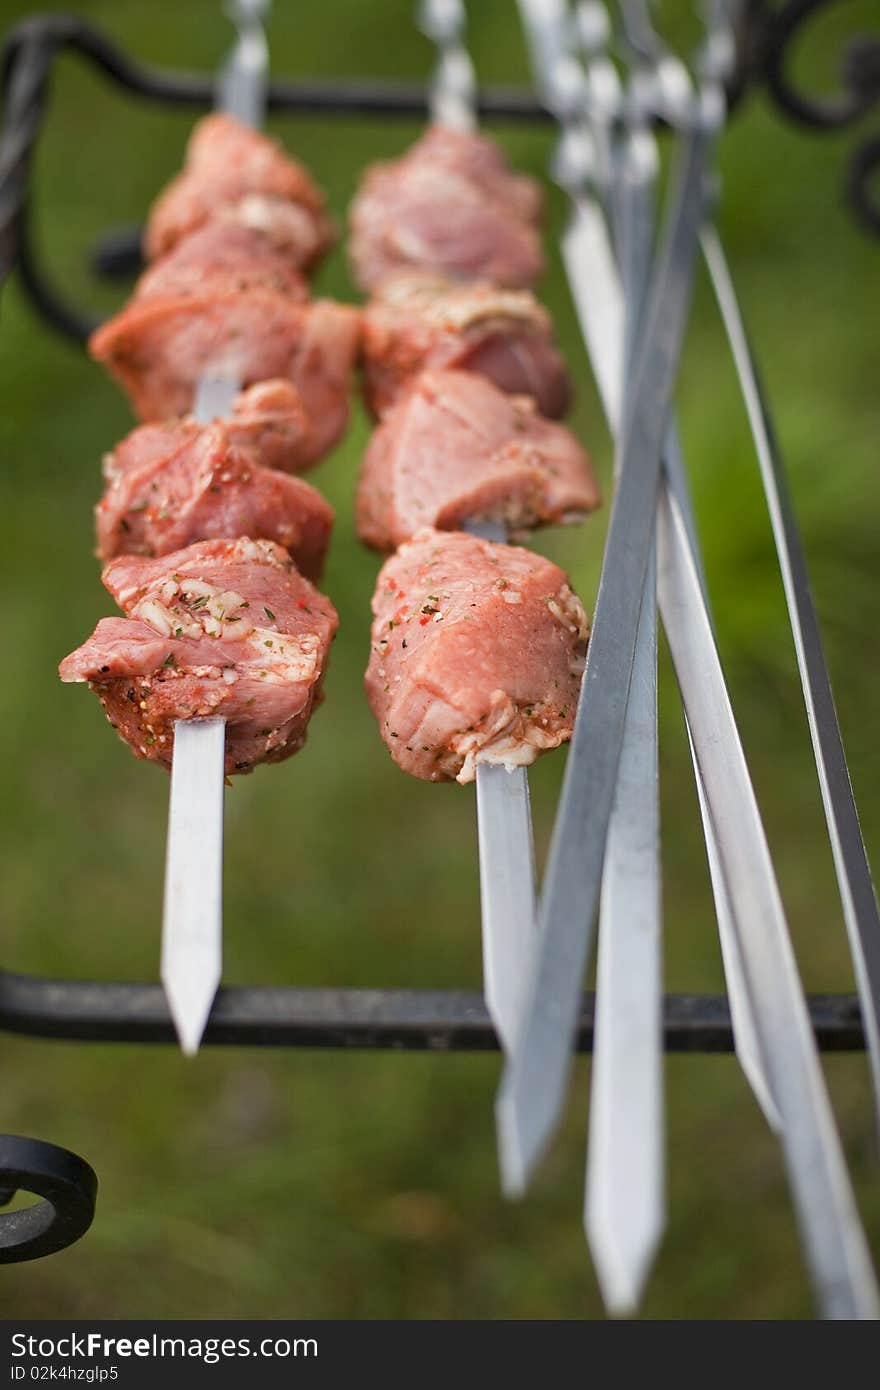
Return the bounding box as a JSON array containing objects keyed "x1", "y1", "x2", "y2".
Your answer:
[
  {"x1": 0, "y1": 1135, "x2": 97, "y2": 1265},
  {"x1": 752, "y1": 0, "x2": 880, "y2": 232}
]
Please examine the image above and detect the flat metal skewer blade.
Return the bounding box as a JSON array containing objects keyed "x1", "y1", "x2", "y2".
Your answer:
[
  {"x1": 660, "y1": 437, "x2": 780, "y2": 1128},
  {"x1": 586, "y1": 544, "x2": 663, "y2": 1315},
  {"x1": 702, "y1": 226, "x2": 880, "y2": 1128},
  {"x1": 161, "y1": 717, "x2": 226, "y2": 1056},
  {"x1": 476, "y1": 764, "x2": 538, "y2": 1054},
  {"x1": 160, "y1": 376, "x2": 238, "y2": 1054},
  {"x1": 560, "y1": 147, "x2": 780, "y2": 1135},
  {"x1": 657, "y1": 489, "x2": 880, "y2": 1320},
  {"x1": 497, "y1": 115, "x2": 715, "y2": 1195},
  {"x1": 565, "y1": 142, "x2": 775, "y2": 1305},
  {"x1": 691, "y1": 739, "x2": 780, "y2": 1129},
  {"x1": 464, "y1": 517, "x2": 538, "y2": 1053},
  {"x1": 160, "y1": 4, "x2": 269, "y2": 1056},
  {"x1": 586, "y1": 140, "x2": 664, "y2": 1314}
]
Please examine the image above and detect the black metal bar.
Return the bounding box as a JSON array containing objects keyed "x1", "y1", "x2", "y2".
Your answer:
[
  {"x1": 0, "y1": 1134, "x2": 97, "y2": 1265},
  {"x1": 0, "y1": 971, "x2": 864, "y2": 1052},
  {"x1": 2, "y1": 15, "x2": 552, "y2": 121}
]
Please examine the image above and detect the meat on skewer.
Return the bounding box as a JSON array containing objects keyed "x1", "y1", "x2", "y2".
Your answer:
[
  {"x1": 362, "y1": 273, "x2": 572, "y2": 419},
  {"x1": 60, "y1": 538, "x2": 338, "y2": 776},
  {"x1": 366, "y1": 528, "x2": 588, "y2": 784},
  {"x1": 220, "y1": 381, "x2": 315, "y2": 474},
  {"x1": 103, "y1": 380, "x2": 313, "y2": 482},
  {"x1": 349, "y1": 125, "x2": 545, "y2": 292},
  {"x1": 145, "y1": 113, "x2": 334, "y2": 269},
  {"x1": 97, "y1": 416, "x2": 334, "y2": 579},
  {"x1": 357, "y1": 369, "x2": 599, "y2": 551},
  {"x1": 135, "y1": 221, "x2": 311, "y2": 303},
  {"x1": 90, "y1": 293, "x2": 361, "y2": 464}
]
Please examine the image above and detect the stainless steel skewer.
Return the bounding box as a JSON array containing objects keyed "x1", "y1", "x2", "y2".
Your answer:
[
  {"x1": 576, "y1": 0, "x2": 775, "y2": 1315},
  {"x1": 419, "y1": 0, "x2": 477, "y2": 133},
  {"x1": 418, "y1": 0, "x2": 538, "y2": 1056},
  {"x1": 569, "y1": 1, "x2": 779, "y2": 1134},
  {"x1": 466, "y1": 519, "x2": 538, "y2": 1055},
  {"x1": 514, "y1": 0, "x2": 756, "y2": 1317},
  {"x1": 657, "y1": 486, "x2": 879, "y2": 1318},
  {"x1": 580, "y1": 24, "x2": 664, "y2": 1314},
  {"x1": 160, "y1": 0, "x2": 271, "y2": 1056},
  {"x1": 498, "y1": 5, "x2": 723, "y2": 1197},
  {"x1": 619, "y1": 11, "x2": 880, "y2": 1132},
  {"x1": 557, "y1": 0, "x2": 878, "y2": 1320},
  {"x1": 701, "y1": 226, "x2": 880, "y2": 1129}
]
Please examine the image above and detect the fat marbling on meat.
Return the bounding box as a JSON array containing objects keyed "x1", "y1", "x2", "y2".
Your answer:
[
  {"x1": 361, "y1": 273, "x2": 572, "y2": 419},
  {"x1": 144, "y1": 113, "x2": 334, "y2": 269},
  {"x1": 357, "y1": 369, "x2": 599, "y2": 551},
  {"x1": 366, "y1": 529, "x2": 588, "y2": 784},
  {"x1": 349, "y1": 125, "x2": 545, "y2": 292},
  {"x1": 60, "y1": 538, "x2": 338, "y2": 776},
  {"x1": 97, "y1": 416, "x2": 334, "y2": 579}
]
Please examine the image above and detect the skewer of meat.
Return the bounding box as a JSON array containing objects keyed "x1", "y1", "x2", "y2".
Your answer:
[
  {"x1": 90, "y1": 218, "x2": 360, "y2": 467},
  {"x1": 60, "y1": 3, "x2": 348, "y2": 1052},
  {"x1": 361, "y1": 273, "x2": 572, "y2": 421},
  {"x1": 96, "y1": 394, "x2": 334, "y2": 577},
  {"x1": 352, "y1": 3, "x2": 599, "y2": 1055},
  {"x1": 349, "y1": 122, "x2": 546, "y2": 292}
]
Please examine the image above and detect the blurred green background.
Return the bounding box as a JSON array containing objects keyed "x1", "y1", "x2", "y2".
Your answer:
[{"x1": 0, "y1": 0, "x2": 878, "y2": 1320}]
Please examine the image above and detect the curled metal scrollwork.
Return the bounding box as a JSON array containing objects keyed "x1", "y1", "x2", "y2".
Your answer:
[
  {"x1": 0, "y1": 1134, "x2": 97, "y2": 1264},
  {"x1": 757, "y1": 0, "x2": 880, "y2": 233}
]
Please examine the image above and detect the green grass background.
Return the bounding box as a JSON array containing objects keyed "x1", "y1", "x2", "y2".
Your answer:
[{"x1": 0, "y1": 0, "x2": 878, "y2": 1319}]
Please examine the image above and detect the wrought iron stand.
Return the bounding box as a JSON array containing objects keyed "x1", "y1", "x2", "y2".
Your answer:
[{"x1": 0, "y1": 1, "x2": 876, "y2": 1263}]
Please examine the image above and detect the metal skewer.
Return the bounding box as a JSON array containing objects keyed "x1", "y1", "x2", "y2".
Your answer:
[
  {"x1": 573, "y1": 0, "x2": 776, "y2": 1315},
  {"x1": 498, "y1": 2, "x2": 723, "y2": 1199},
  {"x1": 617, "y1": 12, "x2": 880, "y2": 1137},
  {"x1": 466, "y1": 519, "x2": 538, "y2": 1056},
  {"x1": 567, "y1": 2, "x2": 778, "y2": 1135},
  {"x1": 418, "y1": 0, "x2": 538, "y2": 1056},
  {"x1": 576, "y1": 12, "x2": 664, "y2": 1314},
  {"x1": 161, "y1": 0, "x2": 271, "y2": 1056},
  {"x1": 701, "y1": 226, "x2": 880, "y2": 1129},
  {"x1": 514, "y1": 0, "x2": 762, "y2": 1319},
  {"x1": 543, "y1": 0, "x2": 879, "y2": 1319},
  {"x1": 657, "y1": 485, "x2": 879, "y2": 1318}
]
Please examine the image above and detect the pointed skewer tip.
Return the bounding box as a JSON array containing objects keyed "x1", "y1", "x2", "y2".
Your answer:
[
  {"x1": 586, "y1": 1207, "x2": 663, "y2": 1318},
  {"x1": 162, "y1": 973, "x2": 219, "y2": 1057},
  {"x1": 495, "y1": 1091, "x2": 538, "y2": 1200}
]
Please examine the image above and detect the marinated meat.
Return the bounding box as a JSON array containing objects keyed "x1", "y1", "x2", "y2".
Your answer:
[
  {"x1": 97, "y1": 418, "x2": 334, "y2": 579},
  {"x1": 144, "y1": 113, "x2": 333, "y2": 268},
  {"x1": 349, "y1": 125, "x2": 545, "y2": 292},
  {"x1": 90, "y1": 296, "x2": 361, "y2": 466},
  {"x1": 413, "y1": 126, "x2": 544, "y2": 223},
  {"x1": 365, "y1": 528, "x2": 588, "y2": 783},
  {"x1": 104, "y1": 381, "x2": 313, "y2": 481},
  {"x1": 361, "y1": 273, "x2": 571, "y2": 418},
  {"x1": 60, "y1": 538, "x2": 338, "y2": 775},
  {"x1": 135, "y1": 221, "x2": 310, "y2": 304},
  {"x1": 224, "y1": 381, "x2": 315, "y2": 475},
  {"x1": 357, "y1": 369, "x2": 599, "y2": 551}
]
